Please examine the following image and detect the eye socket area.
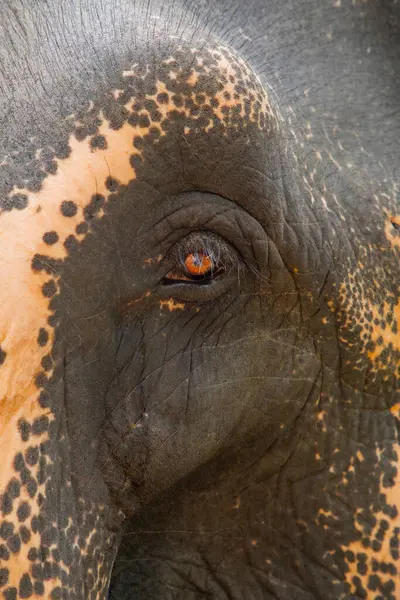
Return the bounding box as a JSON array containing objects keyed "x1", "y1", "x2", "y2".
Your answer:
[{"x1": 162, "y1": 232, "x2": 235, "y2": 286}]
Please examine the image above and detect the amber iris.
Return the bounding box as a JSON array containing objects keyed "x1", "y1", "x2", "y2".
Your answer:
[{"x1": 184, "y1": 252, "x2": 213, "y2": 276}]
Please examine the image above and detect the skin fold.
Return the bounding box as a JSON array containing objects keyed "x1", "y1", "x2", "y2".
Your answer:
[{"x1": 0, "y1": 0, "x2": 399, "y2": 598}]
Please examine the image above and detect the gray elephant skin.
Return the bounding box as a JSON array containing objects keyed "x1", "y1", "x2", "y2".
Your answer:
[{"x1": 0, "y1": 0, "x2": 399, "y2": 599}]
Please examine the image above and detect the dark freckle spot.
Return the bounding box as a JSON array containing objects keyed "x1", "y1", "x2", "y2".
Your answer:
[
  {"x1": 43, "y1": 231, "x2": 59, "y2": 245},
  {"x1": 19, "y1": 467, "x2": 30, "y2": 486},
  {"x1": 361, "y1": 537, "x2": 370, "y2": 548},
  {"x1": 17, "y1": 502, "x2": 31, "y2": 522},
  {"x1": 37, "y1": 328, "x2": 49, "y2": 347},
  {"x1": 7, "y1": 479, "x2": 20, "y2": 499},
  {"x1": 60, "y1": 200, "x2": 78, "y2": 217},
  {"x1": 381, "y1": 580, "x2": 395, "y2": 595},
  {"x1": 150, "y1": 110, "x2": 162, "y2": 122},
  {"x1": 13, "y1": 453, "x2": 25, "y2": 472},
  {"x1": 35, "y1": 371, "x2": 47, "y2": 389},
  {"x1": 33, "y1": 581, "x2": 45, "y2": 595},
  {"x1": 38, "y1": 390, "x2": 50, "y2": 410},
  {"x1": 171, "y1": 94, "x2": 183, "y2": 108},
  {"x1": 84, "y1": 194, "x2": 104, "y2": 220},
  {"x1": 55, "y1": 143, "x2": 71, "y2": 160},
  {"x1": 50, "y1": 587, "x2": 64, "y2": 599},
  {"x1": 368, "y1": 574, "x2": 380, "y2": 591},
  {"x1": 371, "y1": 539, "x2": 382, "y2": 552},
  {"x1": 0, "y1": 567, "x2": 9, "y2": 587},
  {"x1": 31, "y1": 254, "x2": 48, "y2": 272},
  {"x1": 46, "y1": 160, "x2": 58, "y2": 175},
  {"x1": 383, "y1": 465, "x2": 396, "y2": 488},
  {"x1": 31, "y1": 517, "x2": 39, "y2": 534},
  {"x1": 40, "y1": 440, "x2": 51, "y2": 455},
  {"x1": 18, "y1": 419, "x2": 31, "y2": 442},
  {"x1": 0, "y1": 544, "x2": 9, "y2": 560},
  {"x1": 76, "y1": 222, "x2": 88, "y2": 235},
  {"x1": 130, "y1": 154, "x2": 142, "y2": 169},
  {"x1": 42, "y1": 279, "x2": 57, "y2": 298},
  {"x1": 157, "y1": 92, "x2": 169, "y2": 103},
  {"x1": 26, "y1": 479, "x2": 37, "y2": 498},
  {"x1": 64, "y1": 234, "x2": 79, "y2": 252},
  {"x1": 133, "y1": 136, "x2": 144, "y2": 150},
  {"x1": 357, "y1": 561, "x2": 367, "y2": 576},
  {"x1": 19, "y1": 526, "x2": 30, "y2": 544},
  {"x1": 47, "y1": 314, "x2": 59, "y2": 327},
  {"x1": 41, "y1": 354, "x2": 52, "y2": 371},
  {"x1": 0, "y1": 346, "x2": 6, "y2": 365},
  {"x1": 31, "y1": 564, "x2": 43, "y2": 580},
  {"x1": 0, "y1": 493, "x2": 12, "y2": 515},
  {"x1": 25, "y1": 446, "x2": 39, "y2": 466},
  {"x1": 27, "y1": 548, "x2": 37, "y2": 561},
  {"x1": 4, "y1": 588, "x2": 17, "y2": 600},
  {"x1": 149, "y1": 126, "x2": 160, "y2": 138},
  {"x1": 128, "y1": 113, "x2": 139, "y2": 126},
  {"x1": 105, "y1": 176, "x2": 119, "y2": 192},
  {"x1": 138, "y1": 114, "x2": 150, "y2": 128},
  {"x1": 32, "y1": 415, "x2": 49, "y2": 436},
  {"x1": 74, "y1": 126, "x2": 86, "y2": 141},
  {"x1": 36, "y1": 466, "x2": 47, "y2": 485},
  {"x1": 19, "y1": 573, "x2": 33, "y2": 598},
  {"x1": 7, "y1": 534, "x2": 20, "y2": 554},
  {"x1": 1, "y1": 193, "x2": 29, "y2": 211},
  {"x1": 90, "y1": 135, "x2": 107, "y2": 150},
  {"x1": 0, "y1": 521, "x2": 13, "y2": 540}
]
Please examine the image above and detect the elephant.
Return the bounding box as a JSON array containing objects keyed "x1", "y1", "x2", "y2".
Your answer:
[{"x1": 0, "y1": 0, "x2": 399, "y2": 598}]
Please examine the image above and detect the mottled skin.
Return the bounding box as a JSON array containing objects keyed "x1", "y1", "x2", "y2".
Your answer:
[{"x1": 0, "y1": 0, "x2": 399, "y2": 598}]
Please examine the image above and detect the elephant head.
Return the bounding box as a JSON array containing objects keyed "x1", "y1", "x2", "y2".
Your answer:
[{"x1": 0, "y1": 0, "x2": 399, "y2": 598}]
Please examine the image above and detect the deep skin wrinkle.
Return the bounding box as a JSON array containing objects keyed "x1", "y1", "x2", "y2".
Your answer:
[{"x1": 0, "y1": 1, "x2": 399, "y2": 599}]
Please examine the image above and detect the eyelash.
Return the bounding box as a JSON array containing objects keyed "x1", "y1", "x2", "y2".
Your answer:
[{"x1": 162, "y1": 232, "x2": 237, "y2": 285}]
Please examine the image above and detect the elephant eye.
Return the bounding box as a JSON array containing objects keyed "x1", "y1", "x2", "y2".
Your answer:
[
  {"x1": 163, "y1": 233, "x2": 232, "y2": 285},
  {"x1": 164, "y1": 249, "x2": 225, "y2": 283}
]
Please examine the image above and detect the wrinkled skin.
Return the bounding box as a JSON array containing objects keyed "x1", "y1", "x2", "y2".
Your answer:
[{"x1": 0, "y1": 0, "x2": 399, "y2": 598}]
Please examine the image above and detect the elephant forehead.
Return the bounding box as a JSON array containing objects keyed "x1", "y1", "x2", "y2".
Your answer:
[{"x1": 0, "y1": 43, "x2": 274, "y2": 426}]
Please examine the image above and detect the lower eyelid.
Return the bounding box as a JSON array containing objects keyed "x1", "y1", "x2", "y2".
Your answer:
[{"x1": 163, "y1": 266, "x2": 222, "y2": 283}]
